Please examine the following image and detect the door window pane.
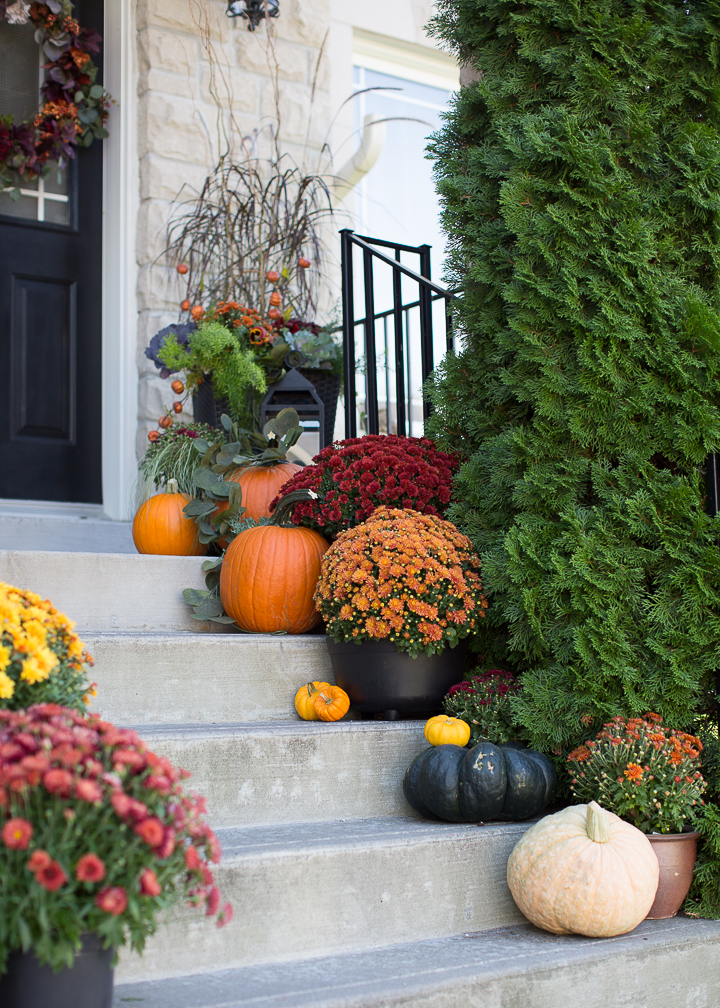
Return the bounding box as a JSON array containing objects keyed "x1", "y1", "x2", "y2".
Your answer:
[{"x1": 0, "y1": 21, "x2": 70, "y2": 225}]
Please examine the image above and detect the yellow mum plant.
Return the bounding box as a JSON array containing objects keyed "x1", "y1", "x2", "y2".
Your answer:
[
  {"x1": 314, "y1": 507, "x2": 487, "y2": 657},
  {"x1": 0, "y1": 582, "x2": 94, "y2": 711}
]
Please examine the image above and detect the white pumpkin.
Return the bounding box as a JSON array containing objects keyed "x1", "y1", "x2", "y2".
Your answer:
[{"x1": 507, "y1": 801, "x2": 659, "y2": 937}]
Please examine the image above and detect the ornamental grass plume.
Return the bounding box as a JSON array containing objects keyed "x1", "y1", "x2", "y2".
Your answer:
[
  {"x1": 0, "y1": 583, "x2": 95, "y2": 712},
  {"x1": 0, "y1": 704, "x2": 231, "y2": 976},
  {"x1": 568, "y1": 713, "x2": 706, "y2": 834},
  {"x1": 314, "y1": 507, "x2": 487, "y2": 657},
  {"x1": 271, "y1": 435, "x2": 459, "y2": 539}
]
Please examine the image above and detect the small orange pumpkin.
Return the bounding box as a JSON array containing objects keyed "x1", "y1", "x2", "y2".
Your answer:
[
  {"x1": 225, "y1": 462, "x2": 302, "y2": 521},
  {"x1": 294, "y1": 681, "x2": 333, "y2": 720},
  {"x1": 219, "y1": 494, "x2": 329, "y2": 633},
  {"x1": 132, "y1": 480, "x2": 205, "y2": 556},
  {"x1": 314, "y1": 686, "x2": 350, "y2": 722}
]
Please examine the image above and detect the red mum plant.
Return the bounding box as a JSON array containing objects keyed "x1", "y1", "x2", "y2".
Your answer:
[
  {"x1": 0, "y1": 704, "x2": 231, "y2": 976},
  {"x1": 271, "y1": 434, "x2": 459, "y2": 539},
  {"x1": 442, "y1": 668, "x2": 522, "y2": 746},
  {"x1": 568, "y1": 713, "x2": 706, "y2": 834}
]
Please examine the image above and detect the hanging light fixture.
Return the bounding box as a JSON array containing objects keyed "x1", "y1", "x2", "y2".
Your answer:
[{"x1": 226, "y1": 0, "x2": 279, "y2": 31}]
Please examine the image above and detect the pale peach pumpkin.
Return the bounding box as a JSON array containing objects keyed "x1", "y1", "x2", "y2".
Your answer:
[{"x1": 507, "y1": 801, "x2": 659, "y2": 937}]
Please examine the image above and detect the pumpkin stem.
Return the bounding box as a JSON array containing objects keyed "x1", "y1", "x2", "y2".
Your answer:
[
  {"x1": 306, "y1": 682, "x2": 317, "y2": 697},
  {"x1": 167, "y1": 478, "x2": 179, "y2": 494},
  {"x1": 586, "y1": 801, "x2": 611, "y2": 843},
  {"x1": 270, "y1": 489, "x2": 323, "y2": 528}
]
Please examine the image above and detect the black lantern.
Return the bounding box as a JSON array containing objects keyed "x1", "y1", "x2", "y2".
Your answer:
[
  {"x1": 226, "y1": 0, "x2": 279, "y2": 30},
  {"x1": 260, "y1": 368, "x2": 326, "y2": 449}
]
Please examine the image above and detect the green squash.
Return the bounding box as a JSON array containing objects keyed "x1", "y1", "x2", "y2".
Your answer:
[{"x1": 402, "y1": 742, "x2": 557, "y2": 823}]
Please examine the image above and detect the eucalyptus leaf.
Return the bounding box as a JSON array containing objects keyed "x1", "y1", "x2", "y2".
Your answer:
[
  {"x1": 191, "y1": 596, "x2": 225, "y2": 618},
  {"x1": 182, "y1": 499, "x2": 215, "y2": 518},
  {"x1": 182, "y1": 588, "x2": 210, "y2": 606},
  {"x1": 202, "y1": 557, "x2": 224, "y2": 572},
  {"x1": 90, "y1": 84, "x2": 104, "y2": 99},
  {"x1": 205, "y1": 570, "x2": 221, "y2": 592},
  {"x1": 221, "y1": 414, "x2": 233, "y2": 432},
  {"x1": 194, "y1": 467, "x2": 230, "y2": 496}
]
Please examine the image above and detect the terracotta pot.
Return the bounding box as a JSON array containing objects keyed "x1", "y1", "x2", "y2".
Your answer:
[{"x1": 646, "y1": 830, "x2": 701, "y2": 919}]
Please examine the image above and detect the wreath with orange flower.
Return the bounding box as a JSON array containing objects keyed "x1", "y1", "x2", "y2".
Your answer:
[
  {"x1": 314, "y1": 507, "x2": 488, "y2": 657},
  {"x1": 0, "y1": 0, "x2": 110, "y2": 195}
]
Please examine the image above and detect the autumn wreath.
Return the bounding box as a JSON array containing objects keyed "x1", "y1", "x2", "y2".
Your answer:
[{"x1": 0, "y1": 0, "x2": 110, "y2": 194}]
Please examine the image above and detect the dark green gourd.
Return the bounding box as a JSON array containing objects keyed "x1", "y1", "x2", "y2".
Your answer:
[{"x1": 403, "y1": 743, "x2": 556, "y2": 823}]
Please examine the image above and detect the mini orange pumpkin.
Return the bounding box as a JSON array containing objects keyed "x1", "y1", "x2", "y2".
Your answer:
[
  {"x1": 219, "y1": 493, "x2": 329, "y2": 633},
  {"x1": 295, "y1": 681, "x2": 333, "y2": 720},
  {"x1": 314, "y1": 686, "x2": 350, "y2": 722},
  {"x1": 132, "y1": 480, "x2": 205, "y2": 556}
]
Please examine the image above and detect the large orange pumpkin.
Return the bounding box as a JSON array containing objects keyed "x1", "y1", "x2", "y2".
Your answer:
[
  {"x1": 225, "y1": 462, "x2": 302, "y2": 521},
  {"x1": 132, "y1": 480, "x2": 205, "y2": 556},
  {"x1": 220, "y1": 519, "x2": 329, "y2": 633}
]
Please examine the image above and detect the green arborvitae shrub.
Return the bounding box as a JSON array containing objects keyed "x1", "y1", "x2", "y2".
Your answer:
[{"x1": 426, "y1": 1, "x2": 720, "y2": 758}]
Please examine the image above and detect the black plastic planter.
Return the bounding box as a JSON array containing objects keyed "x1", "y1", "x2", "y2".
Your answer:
[
  {"x1": 326, "y1": 638, "x2": 467, "y2": 718},
  {"x1": 0, "y1": 934, "x2": 114, "y2": 1008}
]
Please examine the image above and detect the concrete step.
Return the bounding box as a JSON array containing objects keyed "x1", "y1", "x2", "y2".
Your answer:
[
  {"x1": 0, "y1": 499, "x2": 136, "y2": 553},
  {"x1": 113, "y1": 917, "x2": 720, "y2": 1008},
  {"x1": 87, "y1": 632, "x2": 333, "y2": 724},
  {"x1": 0, "y1": 549, "x2": 232, "y2": 632},
  {"x1": 133, "y1": 721, "x2": 427, "y2": 827},
  {"x1": 116, "y1": 817, "x2": 529, "y2": 983}
]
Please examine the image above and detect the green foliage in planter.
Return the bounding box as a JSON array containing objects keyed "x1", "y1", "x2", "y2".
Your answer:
[
  {"x1": 138, "y1": 422, "x2": 220, "y2": 495},
  {"x1": 158, "y1": 321, "x2": 266, "y2": 427},
  {"x1": 426, "y1": 0, "x2": 720, "y2": 755}
]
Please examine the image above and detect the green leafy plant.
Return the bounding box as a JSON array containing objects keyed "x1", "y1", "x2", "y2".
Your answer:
[
  {"x1": 442, "y1": 669, "x2": 522, "y2": 746},
  {"x1": 157, "y1": 321, "x2": 266, "y2": 428},
  {"x1": 0, "y1": 705, "x2": 230, "y2": 976},
  {"x1": 568, "y1": 714, "x2": 706, "y2": 834},
  {"x1": 426, "y1": 0, "x2": 720, "y2": 755}
]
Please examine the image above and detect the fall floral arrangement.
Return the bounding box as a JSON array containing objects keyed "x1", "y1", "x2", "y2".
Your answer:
[
  {"x1": 0, "y1": 583, "x2": 94, "y2": 712},
  {"x1": 273, "y1": 435, "x2": 459, "y2": 539},
  {"x1": 0, "y1": 704, "x2": 230, "y2": 975},
  {"x1": 442, "y1": 668, "x2": 522, "y2": 746},
  {"x1": 314, "y1": 507, "x2": 486, "y2": 657},
  {"x1": 138, "y1": 422, "x2": 219, "y2": 495},
  {"x1": 0, "y1": 0, "x2": 110, "y2": 193},
  {"x1": 568, "y1": 713, "x2": 706, "y2": 834}
]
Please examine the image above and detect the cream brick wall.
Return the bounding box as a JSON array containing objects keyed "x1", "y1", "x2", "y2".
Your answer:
[{"x1": 132, "y1": 0, "x2": 452, "y2": 459}]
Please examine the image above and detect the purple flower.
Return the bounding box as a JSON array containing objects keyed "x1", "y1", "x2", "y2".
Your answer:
[{"x1": 145, "y1": 323, "x2": 196, "y2": 372}]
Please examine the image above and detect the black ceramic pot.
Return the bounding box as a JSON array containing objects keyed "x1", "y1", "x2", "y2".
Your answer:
[
  {"x1": 326, "y1": 638, "x2": 467, "y2": 718},
  {"x1": 0, "y1": 934, "x2": 114, "y2": 1008}
]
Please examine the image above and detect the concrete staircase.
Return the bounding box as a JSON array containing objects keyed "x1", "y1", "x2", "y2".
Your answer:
[{"x1": 1, "y1": 547, "x2": 719, "y2": 1007}]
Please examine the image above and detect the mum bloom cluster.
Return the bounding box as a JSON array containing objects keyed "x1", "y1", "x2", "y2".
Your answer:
[
  {"x1": 274, "y1": 435, "x2": 459, "y2": 538},
  {"x1": 568, "y1": 713, "x2": 706, "y2": 834},
  {"x1": 0, "y1": 705, "x2": 230, "y2": 974},
  {"x1": 0, "y1": 582, "x2": 94, "y2": 709},
  {"x1": 314, "y1": 507, "x2": 487, "y2": 657}
]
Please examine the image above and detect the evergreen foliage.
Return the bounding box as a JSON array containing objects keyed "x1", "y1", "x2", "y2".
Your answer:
[{"x1": 427, "y1": 0, "x2": 720, "y2": 756}]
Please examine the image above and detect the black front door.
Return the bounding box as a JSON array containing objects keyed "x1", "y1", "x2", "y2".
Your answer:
[{"x1": 0, "y1": 0, "x2": 103, "y2": 503}]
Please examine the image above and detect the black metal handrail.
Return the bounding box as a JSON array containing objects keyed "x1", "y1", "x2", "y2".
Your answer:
[{"x1": 340, "y1": 229, "x2": 456, "y2": 439}]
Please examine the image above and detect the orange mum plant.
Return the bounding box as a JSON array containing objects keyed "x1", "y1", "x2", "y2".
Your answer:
[
  {"x1": 568, "y1": 713, "x2": 706, "y2": 834},
  {"x1": 314, "y1": 507, "x2": 487, "y2": 657}
]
